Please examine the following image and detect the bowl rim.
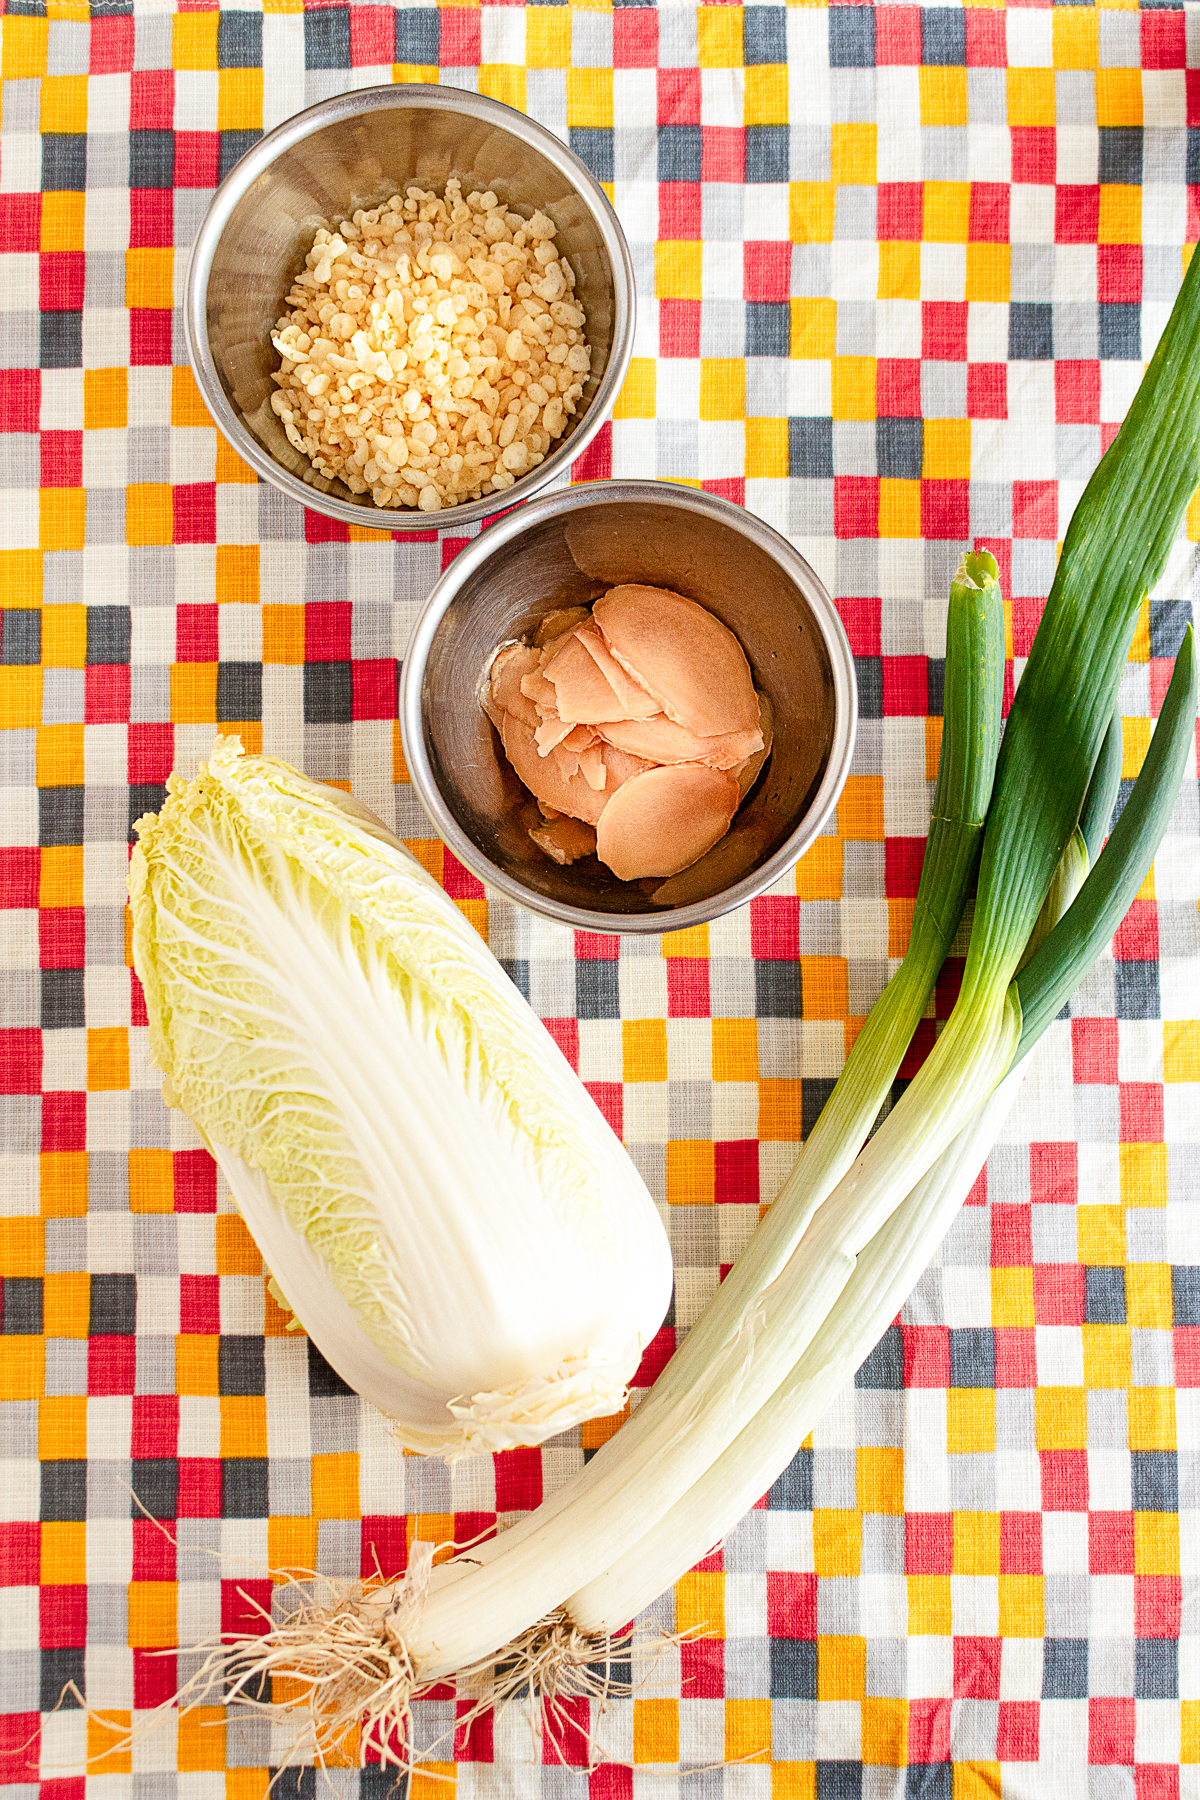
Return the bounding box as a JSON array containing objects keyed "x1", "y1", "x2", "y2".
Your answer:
[
  {"x1": 183, "y1": 83, "x2": 636, "y2": 533},
  {"x1": 399, "y1": 480, "x2": 859, "y2": 934}
]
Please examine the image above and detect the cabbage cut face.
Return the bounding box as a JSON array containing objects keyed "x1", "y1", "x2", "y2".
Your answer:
[{"x1": 129, "y1": 738, "x2": 673, "y2": 1458}]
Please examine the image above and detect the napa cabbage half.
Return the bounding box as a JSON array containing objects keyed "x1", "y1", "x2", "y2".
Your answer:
[{"x1": 129, "y1": 737, "x2": 672, "y2": 1457}]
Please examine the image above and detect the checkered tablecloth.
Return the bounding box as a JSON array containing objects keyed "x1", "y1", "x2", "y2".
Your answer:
[{"x1": 2, "y1": 2, "x2": 1200, "y2": 1796}]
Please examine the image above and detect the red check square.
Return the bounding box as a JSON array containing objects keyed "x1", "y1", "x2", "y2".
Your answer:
[
  {"x1": 86, "y1": 664, "x2": 130, "y2": 724},
  {"x1": 614, "y1": 9, "x2": 657, "y2": 67},
  {"x1": 0, "y1": 367, "x2": 39, "y2": 434},
  {"x1": 305, "y1": 600, "x2": 352, "y2": 662},
  {"x1": 992, "y1": 1204, "x2": 1033, "y2": 1268},
  {"x1": 835, "y1": 476, "x2": 879, "y2": 539},
  {"x1": 42, "y1": 1091, "x2": 85, "y2": 1152},
  {"x1": 175, "y1": 134, "x2": 220, "y2": 189},
  {"x1": 658, "y1": 68, "x2": 701, "y2": 124},
  {"x1": 495, "y1": 1447, "x2": 543, "y2": 1513},
  {"x1": 715, "y1": 1140, "x2": 758, "y2": 1207},
  {"x1": 131, "y1": 69, "x2": 173, "y2": 129},
  {"x1": 1041, "y1": 1449, "x2": 1088, "y2": 1511},
  {"x1": 350, "y1": 5, "x2": 395, "y2": 67},
  {"x1": 1136, "y1": 1574, "x2": 1181, "y2": 1638},
  {"x1": 1089, "y1": 1697, "x2": 1135, "y2": 1766},
  {"x1": 922, "y1": 302, "x2": 968, "y2": 361},
  {"x1": 1030, "y1": 1141, "x2": 1078, "y2": 1204},
  {"x1": 767, "y1": 1571, "x2": 817, "y2": 1638},
  {"x1": 882, "y1": 656, "x2": 927, "y2": 716},
  {"x1": 837, "y1": 597, "x2": 881, "y2": 657},
  {"x1": 660, "y1": 182, "x2": 701, "y2": 240},
  {"x1": 1014, "y1": 482, "x2": 1057, "y2": 536},
  {"x1": 1072, "y1": 1017, "x2": 1120, "y2": 1085},
  {"x1": 954, "y1": 1636, "x2": 1001, "y2": 1699},
  {"x1": 659, "y1": 299, "x2": 701, "y2": 359},
  {"x1": 0, "y1": 848, "x2": 39, "y2": 910},
  {"x1": 0, "y1": 1522, "x2": 40, "y2": 1588},
  {"x1": 876, "y1": 7, "x2": 920, "y2": 64},
  {"x1": 965, "y1": 13, "x2": 1006, "y2": 68},
  {"x1": 166, "y1": 1151, "x2": 213, "y2": 1216},
  {"x1": 878, "y1": 184, "x2": 923, "y2": 242},
  {"x1": 906, "y1": 1512, "x2": 949, "y2": 1569},
  {"x1": 131, "y1": 190, "x2": 173, "y2": 249},
  {"x1": 360, "y1": 1516, "x2": 409, "y2": 1581},
  {"x1": 1099, "y1": 245, "x2": 1142, "y2": 305},
  {"x1": 1056, "y1": 361, "x2": 1100, "y2": 424},
  {"x1": 969, "y1": 184, "x2": 1009, "y2": 242},
  {"x1": 903, "y1": 1328, "x2": 950, "y2": 1389},
  {"x1": 1033, "y1": 1264, "x2": 1085, "y2": 1326},
  {"x1": 1012, "y1": 130, "x2": 1055, "y2": 186},
  {"x1": 1113, "y1": 900, "x2": 1159, "y2": 962},
  {"x1": 921, "y1": 480, "x2": 970, "y2": 540},
  {"x1": 995, "y1": 1327, "x2": 1037, "y2": 1387},
  {"x1": 39, "y1": 910, "x2": 84, "y2": 970},
  {"x1": 0, "y1": 1030, "x2": 41, "y2": 1095},
  {"x1": 134, "y1": 1651, "x2": 178, "y2": 1711},
  {"x1": 40, "y1": 1585, "x2": 87, "y2": 1648},
  {"x1": 41, "y1": 431, "x2": 82, "y2": 487},
  {"x1": 1090, "y1": 1511, "x2": 1134, "y2": 1575},
  {"x1": 586, "y1": 1081, "x2": 622, "y2": 1137},
  {"x1": 1057, "y1": 187, "x2": 1100, "y2": 244},
  {"x1": 1142, "y1": 12, "x2": 1186, "y2": 70},
  {"x1": 744, "y1": 240, "x2": 790, "y2": 302},
  {"x1": 967, "y1": 363, "x2": 1007, "y2": 419},
  {"x1": 0, "y1": 197, "x2": 40, "y2": 255},
  {"x1": 885, "y1": 839, "x2": 924, "y2": 901},
  {"x1": 1120, "y1": 1083, "x2": 1164, "y2": 1144},
  {"x1": 997, "y1": 1702, "x2": 1039, "y2": 1762},
  {"x1": 702, "y1": 128, "x2": 744, "y2": 184},
  {"x1": 750, "y1": 895, "x2": 799, "y2": 959},
  {"x1": 1000, "y1": 1512, "x2": 1042, "y2": 1574},
  {"x1": 667, "y1": 958, "x2": 710, "y2": 1018},
  {"x1": 90, "y1": 15, "x2": 134, "y2": 73}
]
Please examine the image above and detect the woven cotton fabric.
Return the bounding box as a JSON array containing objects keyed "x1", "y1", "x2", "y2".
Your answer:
[{"x1": 1, "y1": 2, "x2": 1200, "y2": 1796}]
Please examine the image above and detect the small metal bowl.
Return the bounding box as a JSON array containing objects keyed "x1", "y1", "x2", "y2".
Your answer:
[
  {"x1": 400, "y1": 483, "x2": 858, "y2": 933},
  {"x1": 184, "y1": 86, "x2": 634, "y2": 531}
]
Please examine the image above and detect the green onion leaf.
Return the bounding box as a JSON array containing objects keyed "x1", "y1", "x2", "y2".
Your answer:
[
  {"x1": 1078, "y1": 707, "x2": 1123, "y2": 866},
  {"x1": 1014, "y1": 625, "x2": 1197, "y2": 1056}
]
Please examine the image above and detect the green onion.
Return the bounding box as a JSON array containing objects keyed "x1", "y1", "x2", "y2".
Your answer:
[{"x1": 574, "y1": 629, "x2": 1196, "y2": 1635}]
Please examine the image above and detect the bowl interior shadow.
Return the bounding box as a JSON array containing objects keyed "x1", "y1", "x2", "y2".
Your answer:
[
  {"x1": 418, "y1": 498, "x2": 839, "y2": 918},
  {"x1": 202, "y1": 100, "x2": 617, "y2": 511}
]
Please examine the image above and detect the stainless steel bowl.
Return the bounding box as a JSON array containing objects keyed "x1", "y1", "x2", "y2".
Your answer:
[
  {"x1": 400, "y1": 483, "x2": 858, "y2": 933},
  {"x1": 184, "y1": 86, "x2": 635, "y2": 531}
]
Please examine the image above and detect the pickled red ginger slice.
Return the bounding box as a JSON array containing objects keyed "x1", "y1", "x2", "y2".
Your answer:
[
  {"x1": 593, "y1": 585, "x2": 759, "y2": 738},
  {"x1": 500, "y1": 714, "x2": 608, "y2": 825},
  {"x1": 488, "y1": 643, "x2": 542, "y2": 729},
  {"x1": 529, "y1": 815, "x2": 597, "y2": 865},
  {"x1": 541, "y1": 633, "x2": 631, "y2": 725},
  {"x1": 597, "y1": 712, "x2": 763, "y2": 770},
  {"x1": 573, "y1": 626, "x2": 661, "y2": 720},
  {"x1": 595, "y1": 763, "x2": 740, "y2": 880}
]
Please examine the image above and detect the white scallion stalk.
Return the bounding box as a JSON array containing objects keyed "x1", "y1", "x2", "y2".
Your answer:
[
  {"x1": 568, "y1": 1059, "x2": 1027, "y2": 1633},
  {"x1": 566, "y1": 827, "x2": 1094, "y2": 1634}
]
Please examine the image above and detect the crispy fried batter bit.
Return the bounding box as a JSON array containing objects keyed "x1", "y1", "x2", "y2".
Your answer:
[
  {"x1": 270, "y1": 182, "x2": 591, "y2": 513},
  {"x1": 483, "y1": 587, "x2": 772, "y2": 880}
]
